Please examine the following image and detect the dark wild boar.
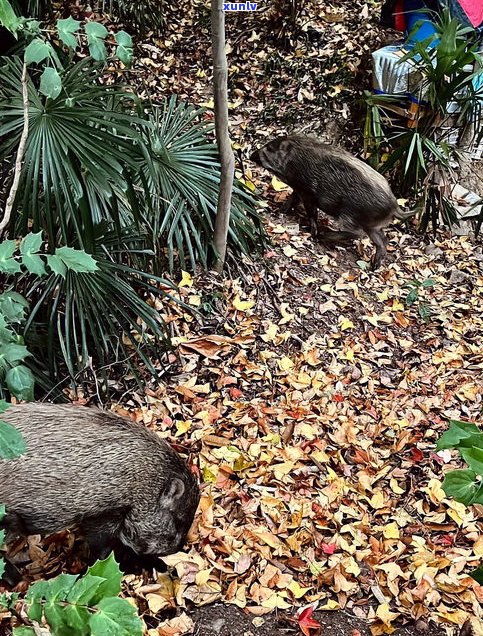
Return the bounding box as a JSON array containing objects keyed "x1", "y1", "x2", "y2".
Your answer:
[
  {"x1": 0, "y1": 403, "x2": 200, "y2": 559},
  {"x1": 250, "y1": 134, "x2": 412, "y2": 268}
]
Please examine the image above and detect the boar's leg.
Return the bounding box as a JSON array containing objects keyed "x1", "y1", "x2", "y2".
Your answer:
[
  {"x1": 365, "y1": 228, "x2": 388, "y2": 270},
  {"x1": 299, "y1": 196, "x2": 319, "y2": 238},
  {"x1": 81, "y1": 509, "x2": 127, "y2": 560},
  {"x1": 280, "y1": 192, "x2": 300, "y2": 215}
]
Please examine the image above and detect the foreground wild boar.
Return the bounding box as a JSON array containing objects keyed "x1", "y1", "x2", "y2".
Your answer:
[
  {"x1": 250, "y1": 134, "x2": 411, "y2": 268},
  {"x1": 0, "y1": 403, "x2": 200, "y2": 558}
]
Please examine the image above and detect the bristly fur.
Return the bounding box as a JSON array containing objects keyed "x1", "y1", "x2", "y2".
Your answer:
[
  {"x1": 250, "y1": 134, "x2": 408, "y2": 268},
  {"x1": 0, "y1": 404, "x2": 200, "y2": 558}
]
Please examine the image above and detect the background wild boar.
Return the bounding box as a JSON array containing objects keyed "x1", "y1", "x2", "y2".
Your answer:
[
  {"x1": 250, "y1": 134, "x2": 411, "y2": 268},
  {"x1": 0, "y1": 403, "x2": 200, "y2": 559}
]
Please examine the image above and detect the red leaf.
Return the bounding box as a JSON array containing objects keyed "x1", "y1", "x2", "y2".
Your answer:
[
  {"x1": 298, "y1": 607, "x2": 321, "y2": 636},
  {"x1": 321, "y1": 543, "x2": 336, "y2": 555},
  {"x1": 409, "y1": 447, "x2": 424, "y2": 463}
]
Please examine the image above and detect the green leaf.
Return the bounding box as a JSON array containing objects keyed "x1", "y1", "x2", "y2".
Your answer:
[
  {"x1": 0, "y1": 401, "x2": 11, "y2": 413},
  {"x1": 13, "y1": 628, "x2": 37, "y2": 636},
  {"x1": 405, "y1": 287, "x2": 418, "y2": 306},
  {"x1": 55, "y1": 247, "x2": 98, "y2": 273},
  {"x1": 0, "y1": 420, "x2": 26, "y2": 459},
  {"x1": 0, "y1": 292, "x2": 30, "y2": 324},
  {"x1": 461, "y1": 447, "x2": 483, "y2": 476},
  {"x1": 115, "y1": 31, "x2": 133, "y2": 66},
  {"x1": 24, "y1": 38, "x2": 52, "y2": 65},
  {"x1": 85, "y1": 22, "x2": 108, "y2": 62},
  {"x1": 57, "y1": 16, "x2": 80, "y2": 49},
  {"x1": 86, "y1": 554, "x2": 122, "y2": 604},
  {"x1": 46, "y1": 254, "x2": 67, "y2": 278},
  {"x1": 90, "y1": 597, "x2": 143, "y2": 636},
  {"x1": 66, "y1": 574, "x2": 105, "y2": 605},
  {"x1": 115, "y1": 31, "x2": 132, "y2": 47},
  {"x1": 39, "y1": 67, "x2": 62, "y2": 100},
  {"x1": 20, "y1": 232, "x2": 43, "y2": 255},
  {"x1": 0, "y1": 342, "x2": 30, "y2": 364},
  {"x1": 0, "y1": 240, "x2": 20, "y2": 274},
  {"x1": 6, "y1": 365, "x2": 35, "y2": 401},
  {"x1": 0, "y1": 0, "x2": 21, "y2": 34},
  {"x1": 441, "y1": 469, "x2": 483, "y2": 505},
  {"x1": 436, "y1": 420, "x2": 483, "y2": 451},
  {"x1": 61, "y1": 603, "x2": 90, "y2": 634},
  {"x1": 20, "y1": 232, "x2": 46, "y2": 276},
  {"x1": 470, "y1": 565, "x2": 483, "y2": 585}
]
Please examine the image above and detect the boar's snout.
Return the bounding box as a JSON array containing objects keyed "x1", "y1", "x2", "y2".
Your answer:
[{"x1": 250, "y1": 149, "x2": 261, "y2": 164}]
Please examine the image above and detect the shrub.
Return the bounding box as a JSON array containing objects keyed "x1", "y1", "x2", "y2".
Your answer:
[
  {"x1": 0, "y1": 50, "x2": 264, "y2": 391},
  {"x1": 364, "y1": 9, "x2": 483, "y2": 234}
]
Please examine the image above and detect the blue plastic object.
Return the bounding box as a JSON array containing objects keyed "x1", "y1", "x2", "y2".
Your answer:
[{"x1": 403, "y1": 0, "x2": 439, "y2": 47}]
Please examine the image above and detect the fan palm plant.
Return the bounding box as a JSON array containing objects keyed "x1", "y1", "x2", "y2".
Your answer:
[
  {"x1": 0, "y1": 55, "x2": 264, "y2": 392},
  {"x1": 138, "y1": 96, "x2": 263, "y2": 272}
]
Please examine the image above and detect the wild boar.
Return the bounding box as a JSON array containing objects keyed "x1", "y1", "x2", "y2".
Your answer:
[
  {"x1": 250, "y1": 134, "x2": 411, "y2": 268},
  {"x1": 0, "y1": 403, "x2": 200, "y2": 559}
]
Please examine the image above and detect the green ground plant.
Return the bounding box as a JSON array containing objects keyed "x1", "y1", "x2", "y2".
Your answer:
[{"x1": 437, "y1": 419, "x2": 483, "y2": 584}]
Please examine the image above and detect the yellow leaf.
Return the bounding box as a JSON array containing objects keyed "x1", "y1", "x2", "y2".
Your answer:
[
  {"x1": 175, "y1": 420, "x2": 191, "y2": 436},
  {"x1": 271, "y1": 176, "x2": 289, "y2": 191},
  {"x1": 376, "y1": 603, "x2": 399, "y2": 626},
  {"x1": 146, "y1": 592, "x2": 170, "y2": 613},
  {"x1": 339, "y1": 317, "x2": 355, "y2": 330},
  {"x1": 436, "y1": 608, "x2": 469, "y2": 625},
  {"x1": 288, "y1": 580, "x2": 311, "y2": 599},
  {"x1": 391, "y1": 299, "x2": 405, "y2": 311},
  {"x1": 278, "y1": 356, "x2": 294, "y2": 371},
  {"x1": 382, "y1": 522, "x2": 400, "y2": 539},
  {"x1": 233, "y1": 295, "x2": 255, "y2": 311},
  {"x1": 200, "y1": 99, "x2": 214, "y2": 108},
  {"x1": 239, "y1": 177, "x2": 256, "y2": 192},
  {"x1": 283, "y1": 245, "x2": 297, "y2": 257},
  {"x1": 195, "y1": 568, "x2": 212, "y2": 586},
  {"x1": 319, "y1": 599, "x2": 340, "y2": 610},
  {"x1": 188, "y1": 294, "x2": 201, "y2": 306},
  {"x1": 178, "y1": 270, "x2": 193, "y2": 288},
  {"x1": 423, "y1": 478, "x2": 445, "y2": 504},
  {"x1": 389, "y1": 478, "x2": 405, "y2": 495},
  {"x1": 376, "y1": 289, "x2": 389, "y2": 301},
  {"x1": 260, "y1": 591, "x2": 291, "y2": 609},
  {"x1": 370, "y1": 491, "x2": 386, "y2": 509}
]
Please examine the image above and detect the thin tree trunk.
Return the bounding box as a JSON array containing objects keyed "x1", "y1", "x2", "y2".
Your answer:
[
  {"x1": 211, "y1": 0, "x2": 235, "y2": 273},
  {"x1": 0, "y1": 62, "x2": 29, "y2": 239}
]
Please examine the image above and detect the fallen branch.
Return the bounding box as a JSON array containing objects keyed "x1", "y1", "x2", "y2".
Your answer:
[{"x1": 0, "y1": 62, "x2": 29, "y2": 239}]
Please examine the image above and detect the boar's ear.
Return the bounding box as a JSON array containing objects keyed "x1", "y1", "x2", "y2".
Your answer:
[{"x1": 161, "y1": 478, "x2": 185, "y2": 504}]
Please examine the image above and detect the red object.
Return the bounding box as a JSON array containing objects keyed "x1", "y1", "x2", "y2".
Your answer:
[
  {"x1": 298, "y1": 607, "x2": 322, "y2": 636},
  {"x1": 321, "y1": 542, "x2": 337, "y2": 555},
  {"x1": 409, "y1": 447, "x2": 424, "y2": 463},
  {"x1": 394, "y1": 0, "x2": 407, "y2": 30},
  {"x1": 458, "y1": 0, "x2": 483, "y2": 26}
]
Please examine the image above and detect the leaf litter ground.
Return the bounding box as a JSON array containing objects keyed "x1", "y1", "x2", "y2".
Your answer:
[{"x1": 3, "y1": 0, "x2": 483, "y2": 634}]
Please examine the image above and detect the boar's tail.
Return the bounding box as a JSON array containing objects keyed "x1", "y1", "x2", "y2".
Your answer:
[{"x1": 394, "y1": 206, "x2": 417, "y2": 220}]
